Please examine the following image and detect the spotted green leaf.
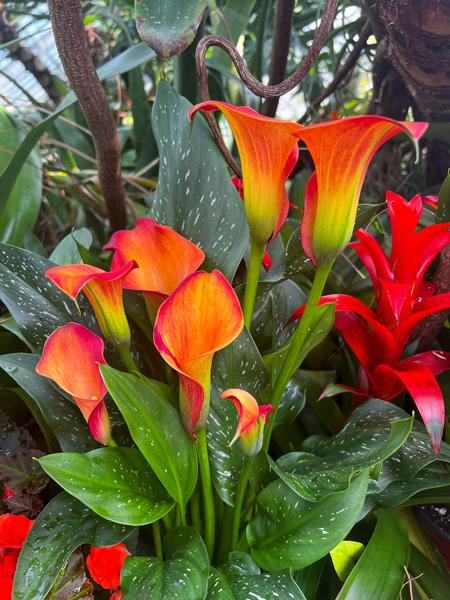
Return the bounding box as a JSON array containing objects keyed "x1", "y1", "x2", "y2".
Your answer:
[
  {"x1": 121, "y1": 527, "x2": 209, "y2": 599},
  {"x1": 247, "y1": 470, "x2": 369, "y2": 572},
  {"x1": 39, "y1": 447, "x2": 174, "y2": 526},
  {"x1": 13, "y1": 492, "x2": 133, "y2": 600}
]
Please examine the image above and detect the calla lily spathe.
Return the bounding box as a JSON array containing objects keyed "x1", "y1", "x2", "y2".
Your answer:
[
  {"x1": 294, "y1": 117, "x2": 427, "y2": 267},
  {"x1": 154, "y1": 270, "x2": 244, "y2": 439},
  {"x1": 36, "y1": 323, "x2": 110, "y2": 444},
  {"x1": 189, "y1": 102, "x2": 301, "y2": 248},
  {"x1": 221, "y1": 388, "x2": 274, "y2": 457},
  {"x1": 104, "y1": 218, "x2": 205, "y2": 319},
  {"x1": 46, "y1": 261, "x2": 137, "y2": 350}
]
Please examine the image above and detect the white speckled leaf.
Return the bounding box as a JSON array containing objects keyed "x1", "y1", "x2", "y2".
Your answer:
[
  {"x1": 0, "y1": 353, "x2": 97, "y2": 453},
  {"x1": 13, "y1": 492, "x2": 133, "y2": 600},
  {"x1": 208, "y1": 327, "x2": 268, "y2": 506},
  {"x1": 150, "y1": 81, "x2": 248, "y2": 281},
  {"x1": 247, "y1": 470, "x2": 369, "y2": 572},
  {"x1": 0, "y1": 244, "x2": 96, "y2": 352},
  {"x1": 39, "y1": 447, "x2": 174, "y2": 526},
  {"x1": 135, "y1": 0, "x2": 206, "y2": 60},
  {"x1": 271, "y1": 399, "x2": 413, "y2": 502},
  {"x1": 100, "y1": 365, "x2": 198, "y2": 509},
  {"x1": 207, "y1": 552, "x2": 306, "y2": 599},
  {"x1": 121, "y1": 527, "x2": 209, "y2": 599}
]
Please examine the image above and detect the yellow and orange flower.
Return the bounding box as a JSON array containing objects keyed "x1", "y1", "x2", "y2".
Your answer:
[
  {"x1": 36, "y1": 323, "x2": 110, "y2": 444},
  {"x1": 221, "y1": 388, "x2": 274, "y2": 457},
  {"x1": 46, "y1": 261, "x2": 137, "y2": 350},
  {"x1": 154, "y1": 270, "x2": 244, "y2": 439},
  {"x1": 294, "y1": 117, "x2": 427, "y2": 267},
  {"x1": 189, "y1": 102, "x2": 301, "y2": 248},
  {"x1": 104, "y1": 218, "x2": 205, "y2": 320}
]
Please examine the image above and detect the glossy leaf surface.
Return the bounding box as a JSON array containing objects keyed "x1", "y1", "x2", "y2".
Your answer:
[
  {"x1": 135, "y1": 0, "x2": 205, "y2": 60},
  {"x1": 13, "y1": 492, "x2": 133, "y2": 600},
  {"x1": 247, "y1": 471, "x2": 369, "y2": 571},
  {"x1": 100, "y1": 365, "x2": 198, "y2": 508},
  {"x1": 336, "y1": 510, "x2": 409, "y2": 600},
  {"x1": 121, "y1": 527, "x2": 209, "y2": 599},
  {"x1": 150, "y1": 82, "x2": 248, "y2": 281},
  {"x1": 271, "y1": 399, "x2": 413, "y2": 501},
  {"x1": 39, "y1": 447, "x2": 174, "y2": 526}
]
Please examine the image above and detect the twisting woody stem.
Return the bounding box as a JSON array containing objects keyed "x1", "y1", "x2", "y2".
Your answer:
[{"x1": 195, "y1": 0, "x2": 339, "y2": 176}]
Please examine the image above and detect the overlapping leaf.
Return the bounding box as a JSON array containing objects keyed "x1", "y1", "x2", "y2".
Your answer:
[
  {"x1": 13, "y1": 492, "x2": 133, "y2": 600},
  {"x1": 39, "y1": 447, "x2": 174, "y2": 526},
  {"x1": 121, "y1": 527, "x2": 209, "y2": 599},
  {"x1": 270, "y1": 399, "x2": 413, "y2": 501}
]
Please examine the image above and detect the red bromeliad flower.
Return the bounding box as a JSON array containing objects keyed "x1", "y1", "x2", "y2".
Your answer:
[
  {"x1": 154, "y1": 270, "x2": 244, "y2": 439},
  {"x1": 293, "y1": 118, "x2": 427, "y2": 267},
  {"x1": 36, "y1": 323, "x2": 110, "y2": 445},
  {"x1": 221, "y1": 389, "x2": 274, "y2": 457},
  {"x1": 290, "y1": 193, "x2": 450, "y2": 453},
  {"x1": 0, "y1": 576, "x2": 13, "y2": 599},
  {"x1": 86, "y1": 543, "x2": 130, "y2": 591},
  {"x1": 46, "y1": 261, "x2": 137, "y2": 350},
  {"x1": 0, "y1": 514, "x2": 34, "y2": 548},
  {"x1": 189, "y1": 103, "x2": 301, "y2": 249},
  {"x1": 104, "y1": 218, "x2": 205, "y2": 320}
]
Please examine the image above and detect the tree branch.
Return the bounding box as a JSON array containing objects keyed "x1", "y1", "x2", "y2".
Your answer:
[
  {"x1": 298, "y1": 19, "x2": 372, "y2": 124},
  {"x1": 47, "y1": 0, "x2": 128, "y2": 232},
  {"x1": 262, "y1": 0, "x2": 295, "y2": 117},
  {"x1": 195, "y1": 0, "x2": 339, "y2": 176}
]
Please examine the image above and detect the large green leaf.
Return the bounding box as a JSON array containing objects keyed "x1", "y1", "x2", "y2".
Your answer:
[
  {"x1": 135, "y1": 0, "x2": 206, "y2": 60},
  {"x1": 409, "y1": 544, "x2": 450, "y2": 600},
  {"x1": 336, "y1": 510, "x2": 409, "y2": 600},
  {"x1": 0, "y1": 43, "x2": 155, "y2": 213},
  {"x1": 207, "y1": 552, "x2": 306, "y2": 599},
  {"x1": 39, "y1": 447, "x2": 174, "y2": 526},
  {"x1": 0, "y1": 108, "x2": 42, "y2": 246},
  {"x1": 0, "y1": 244, "x2": 95, "y2": 352},
  {"x1": 270, "y1": 399, "x2": 413, "y2": 501},
  {"x1": 121, "y1": 527, "x2": 209, "y2": 599},
  {"x1": 100, "y1": 365, "x2": 197, "y2": 510},
  {"x1": 49, "y1": 229, "x2": 93, "y2": 266},
  {"x1": 0, "y1": 353, "x2": 97, "y2": 453},
  {"x1": 211, "y1": 0, "x2": 257, "y2": 69},
  {"x1": 208, "y1": 327, "x2": 268, "y2": 505},
  {"x1": 247, "y1": 471, "x2": 369, "y2": 572},
  {"x1": 362, "y1": 413, "x2": 450, "y2": 511},
  {"x1": 150, "y1": 81, "x2": 248, "y2": 281},
  {"x1": 12, "y1": 492, "x2": 133, "y2": 600}
]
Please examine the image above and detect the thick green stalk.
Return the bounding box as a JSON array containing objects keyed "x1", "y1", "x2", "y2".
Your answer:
[
  {"x1": 243, "y1": 239, "x2": 265, "y2": 328},
  {"x1": 196, "y1": 428, "x2": 215, "y2": 559},
  {"x1": 152, "y1": 520, "x2": 163, "y2": 560},
  {"x1": 231, "y1": 457, "x2": 252, "y2": 551},
  {"x1": 106, "y1": 437, "x2": 118, "y2": 448},
  {"x1": 263, "y1": 262, "x2": 332, "y2": 451},
  {"x1": 118, "y1": 346, "x2": 139, "y2": 374}
]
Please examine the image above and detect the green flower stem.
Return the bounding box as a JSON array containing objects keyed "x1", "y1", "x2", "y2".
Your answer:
[
  {"x1": 117, "y1": 346, "x2": 139, "y2": 374},
  {"x1": 231, "y1": 457, "x2": 252, "y2": 552},
  {"x1": 152, "y1": 520, "x2": 163, "y2": 560},
  {"x1": 178, "y1": 502, "x2": 187, "y2": 527},
  {"x1": 243, "y1": 239, "x2": 265, "y2": 328},
  {"x1": 106, "y1": 437, "x2": 118, "y2": 448},
  {"x1": 263, "y1": 262, "x2": 332, "y2": 451},
  {"x1": 196, "y1": 428, "x2": 215, "y2": 559},
  {"x1": 190, "y1": 491, "x2": 201, "y2": 532}
]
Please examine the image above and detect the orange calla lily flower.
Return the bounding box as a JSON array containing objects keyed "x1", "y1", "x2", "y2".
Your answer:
[
  {"x1": 36, "y1": 323, "x2": 110, "y2": 444},
  {"x1": 104, "y1": 218, "x2": 205, "y2": 320},
  {"x1": 153, "y1": 270, "x2": 244, "y2": 439},
  {"x1": 189, "y1": 102, "x2": 301, "y2": 248},
  {"x1": 221, "y1": 388, "x2": 274, "y2": 457},
  {"x1": 294, "y1": 117, "x2": 428, "y2": 267},
  {"x1": 46, "y1": 261, "x2": 137, "y2": 350}
]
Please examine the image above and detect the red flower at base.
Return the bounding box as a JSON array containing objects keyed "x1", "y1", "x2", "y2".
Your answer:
[
  {"x1": 0, "y1": 576, "x2": 13, "y2": 600},
  {"x1": 87, "y1": 543, "x2": 130, "y2": 591},
  {"x1": 0, "y1": 548, "x2": 20, "y2": 579},
  {"x1": 0, "y1": 514, "x2": 34, "y2": 548},
  {"x1": 110, "y1": 591, "x2": 123, "y2": 600}
]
